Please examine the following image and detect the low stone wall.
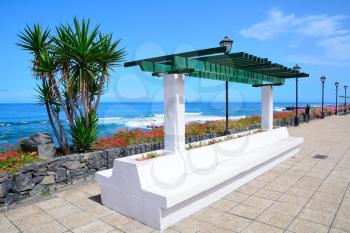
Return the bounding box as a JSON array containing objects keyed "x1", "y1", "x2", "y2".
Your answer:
[
  {"x1": 0, "y1": 125, "x2": 261, "y2": 206},
  {"x1": 0, "y1": 112, "x2": 336, "y2": 206}
]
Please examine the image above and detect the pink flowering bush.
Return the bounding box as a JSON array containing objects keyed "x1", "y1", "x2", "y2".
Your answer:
[
  {"x1": 94, "y1": 127, "x2": 164, "y2": 149},
  {"x1": 0, "y1": 144, "x2": 40, "y2": 172}
]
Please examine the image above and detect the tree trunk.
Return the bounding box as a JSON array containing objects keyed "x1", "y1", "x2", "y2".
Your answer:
[
  {"x1": 45, "y1": 101, "x2": 68, "y2": 155},
  {"x1": 81, "y1": 75, "x2": 88, "y2": 116},
  {"x1": 68, "y1": 96, "x2": 79, "y2": 121},
  {"x1": 49, "y1": 74, "x2": 74, "y2": 126},
  {"x1": 81, "y1": 72, "x2": 90, "y2": 124},
  {"x1": 49, "y1": 104, "x2": 70, "y2": 154},
  {"x1": 94, "y1": 73, "x2": 105, "y2": 111}
]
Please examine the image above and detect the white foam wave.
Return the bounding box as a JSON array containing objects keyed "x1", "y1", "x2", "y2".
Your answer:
[
  {"x1": 99, "y1": 113, "x2": 246, "y2": 129},
  {"x1": 153, "y1": 112, "x2": 202, "y2": 117},
  {"x1": 99, "y1": 117, "x2": 122, "y2": 124},
  {"x1": 274, "y1": 107, "x2": 285, "y2": 112}
]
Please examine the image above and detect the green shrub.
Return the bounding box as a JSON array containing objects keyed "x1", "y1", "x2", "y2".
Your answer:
[{"x1": 71, "y1": 112, "x2": 99, "y2": 152}]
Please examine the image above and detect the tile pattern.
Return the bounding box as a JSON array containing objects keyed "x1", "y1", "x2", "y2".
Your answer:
[{"x1": 1, "y1": 115, "x2": 350, "y2": 233}]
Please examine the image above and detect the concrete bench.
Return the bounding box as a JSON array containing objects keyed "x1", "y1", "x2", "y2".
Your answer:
[{"x1": 96, "y1": 127, "x2": 303, "y2": 230}]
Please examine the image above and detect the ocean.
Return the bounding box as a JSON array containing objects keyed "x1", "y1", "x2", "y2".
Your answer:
[{"x1": 0, "y1": 102, "x2": 322, "y2": 146}]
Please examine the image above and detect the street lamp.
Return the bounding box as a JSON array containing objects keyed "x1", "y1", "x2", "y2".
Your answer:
[
  {"x1": 320, "y1": 75, "x2": 326, "y2": 119},
  {"x1": 345, "y1": 85, "x2": 348, "y2": 113},
  {"x1": 224, "y1": 81, "x2": 230, "y2": 135},
  {"x1": 220, "y1": 36, "x2": 233, "y2": 135},
  {"x1": 220, "y1": 36, "x2": 233, "y2": 54},
  {"x1": 335, "y1": 81, "x2": 339, "y2": 115},
  {"x1": 293, "y1": 64, "x2": 301, "y2": 126}
]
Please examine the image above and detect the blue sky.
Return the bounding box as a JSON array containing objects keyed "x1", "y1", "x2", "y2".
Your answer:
[{"x1": 1, "y1": 0, "x2": 350, "y2": 103}]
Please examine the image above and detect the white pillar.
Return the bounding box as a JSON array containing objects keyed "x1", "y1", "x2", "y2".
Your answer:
[
  {"x1": 261, "y1": 86, "x2": 273, "y2": 130},
  {"x1": 163, "y1": 74, "x2": 185, "y2": 153}
]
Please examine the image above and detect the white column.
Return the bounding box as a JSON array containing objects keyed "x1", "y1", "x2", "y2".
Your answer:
[
  {"x1": 261, "y1": 86, "x2": 273, "y2": 131},
  {"x1": 163, "y1": 74, "x2": 185, "y2": 153}
]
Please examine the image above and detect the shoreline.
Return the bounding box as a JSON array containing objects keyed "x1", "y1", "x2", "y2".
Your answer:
[{"x1": 0, "y1": 103, "x2": 341, "y2": 146}]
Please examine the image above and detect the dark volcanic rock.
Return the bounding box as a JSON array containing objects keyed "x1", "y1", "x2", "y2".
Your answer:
[
  {"x1": 20, "y1": 132, "x2": 56, "y2": 159},
  {"x1": 55, "y1": 168, "x2": 67, "y2": 182},
  {"x1": 29, "y1": 184, "x2": 48, "y2": 197},
  {"x1": 15, "y1": 173, "x2": 34, "y2": 192},
  {"x1": 32, "y1": 176, "x2": 45, "y2": 184},
  {"x1": 87, "y1": 152, "x2": 107, "y2": 169},
  {"x1": 22, "y1": 163, "x2": 40, "y2": 173},
  {"x1": 64, "y1": 160, "x2": 83, "y2": 170},
  {"x1": 38, "y1": 143, "x2": 56, "y2": 159},
  {"x1": 34, "y1": 169, "x2": 48, "y2": 177},
  {"x1": 4, "y1": 193, "x2": 22, "y2": 205},
  {"x1": 68, "y1": 167, "x2": 88, "y2": 177},
  {"x1": 0, "y1": 182, "x2": 10, "y2": 198}
]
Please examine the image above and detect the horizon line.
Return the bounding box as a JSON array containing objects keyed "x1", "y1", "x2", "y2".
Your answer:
[{"x1": 0, "y1": 101, "x2": 337, "y2": 104}]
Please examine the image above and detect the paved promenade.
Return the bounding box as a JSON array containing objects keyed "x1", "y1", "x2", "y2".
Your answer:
[{"x1": 1, "y1": 115, "x2": 350, "y2": 233}]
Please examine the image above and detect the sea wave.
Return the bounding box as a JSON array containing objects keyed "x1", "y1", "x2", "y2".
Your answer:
[
  {"x1": 99, "y1": 112, "x2": 246, "y2": 129},
  {"x1": 98, "y1": 117, "x2": 122, "y2": 124},
  {"x1": 153, "y1": 112, "x2": 202, "y2": 117},
  {"x1": 0, "y1": 120, "x2": 48, "y2": 127},
  {"x1": 274, "y1": 107, "x2": 286, "y2": 112}
]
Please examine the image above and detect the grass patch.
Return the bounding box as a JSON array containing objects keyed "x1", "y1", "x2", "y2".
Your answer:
[{"x1": 135, "y1": 152, "x2": 159, "y2": 161}]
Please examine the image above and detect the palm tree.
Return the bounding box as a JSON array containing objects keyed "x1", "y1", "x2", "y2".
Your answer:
[
  {"x1": 53, "y1": 18, "x2": 102, "y2": 120},
  {"x1": 19, "y1": 18, "x2": 126, "y2": 152},
  {"x1": 17, "y1": 24, "x2": 50, "y2": 78},
  {"x1": 94, "y1": 33, "x2": 126, "y2": 110},
  {"x1": 35, "y1": 50, "x2": 70, "y2": 154},
  {"x1": 54, "y1": 25, "x2": 80, "y2": 122},
  {"x1": 36, "y1": 80, "x2": 69, "y2": 154}
]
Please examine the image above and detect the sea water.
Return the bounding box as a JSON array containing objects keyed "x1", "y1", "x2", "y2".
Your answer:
[{"x1": 0, "y1": 102, "x2": 322, "y2": 146}]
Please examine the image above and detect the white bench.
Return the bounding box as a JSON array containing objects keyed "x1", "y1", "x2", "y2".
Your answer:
[{"x1": 96, "y1": 127, "x2": 303, "y2": 230}]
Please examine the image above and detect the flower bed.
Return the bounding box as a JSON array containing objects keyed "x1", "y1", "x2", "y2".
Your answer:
[
  {"x1": 0, "y1": 144, "x2": 42, "y2": 173},
  {"x1": 94, "y1": 127, "x2": 164, "y2": 149},
  {"x1": 94, "y1": 113, "x2": 295, "y2": 150},
  {"x1": 93, "y1": 106, "x2": 339, "y2": 150}
]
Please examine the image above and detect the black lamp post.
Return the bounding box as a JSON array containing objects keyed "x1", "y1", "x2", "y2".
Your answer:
[
  {"x1": 320, "y1": 75, "x2": 326, "y2": 119},
  {"x1": 345, "y1": 85, "x2": 348, "y2": 113},
  {"x1": 335, "y1": 81, "x2": 339, "y2": 115},
  {"x1": 220, "y1": 36, "x2": 233, "y2": 135},
  {"x1": 293, "y1": 64, "x2": 301, "y2": 126},
  {"x1": 220, "y1": 36, "x2": 233, "y2": 54}
]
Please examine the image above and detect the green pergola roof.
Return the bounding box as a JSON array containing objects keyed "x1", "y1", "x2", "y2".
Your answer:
[{"x1": 124, "y1": 47, "x2": 309, "y2": 86}]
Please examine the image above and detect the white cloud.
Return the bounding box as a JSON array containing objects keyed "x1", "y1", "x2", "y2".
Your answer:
[
  {"x1": 298, "y1": 15, "x2": 348, "y2": 37},
  {"x1": 319, "y1": 35, "x2": 350, "y2": 60},
  {"x1": 285, "y1": 53, "x2": 350, "y2": 67},
  {"x1": 239, "y1": 9, "x2": 297, "y2": 41},
  {"x1": 240, "y1": 9, "x2": 348, "y2": 40},
  {"x1": 239, "y1": 9, "x2": 350, "y2": 66}
]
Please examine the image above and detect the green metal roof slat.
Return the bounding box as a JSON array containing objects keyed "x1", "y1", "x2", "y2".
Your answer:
[
  {"x1": 139, "y1": 61, "x2": 174, "y2": 73},
  {"x1": 252, "y1": 83, "x2": 283, "y2": 87},
  {"x1": 188, "y1": 71, "x2": 264, "y2": 85},
  {"x1": 152, "y1": 68, "x2": 195, "y2": 76},
  {"x1": 174, "y1": 56, "x2": 285, "y2": 85},
  {"x1": 125, "y1": 48, "x2": 309, "y2": 81},
  {"x1": 124, "y1": 46, "x2": 227, "y2": 67}
]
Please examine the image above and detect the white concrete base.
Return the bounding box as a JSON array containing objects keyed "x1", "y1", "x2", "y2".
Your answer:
[
  {"x1": 163, "y1": 74, "x2": 185, "y2": 153},
  {"x1": 96, "y1": 127, "x2": 303, "y2": 230},
  {"x1": 261, "y1": 86, "x2": 273, "y2": 130}
]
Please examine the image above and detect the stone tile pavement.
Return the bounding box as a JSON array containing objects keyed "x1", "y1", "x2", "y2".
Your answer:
[{"x1": 1, "y1": 115, "x2": 350, "y2": 233}]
